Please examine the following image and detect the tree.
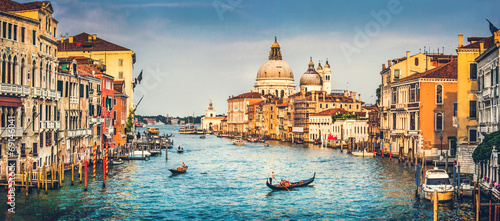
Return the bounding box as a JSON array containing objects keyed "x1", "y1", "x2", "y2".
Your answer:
[
  {"x1": 126, "y1": 109, "x2": 135, "y2": 133},
  {"x1": 376, "y1": 84, "x2": 381, "y2": 106},
  {"x1": 472, "y1": 130, "x2": 500, "y2": 163}
]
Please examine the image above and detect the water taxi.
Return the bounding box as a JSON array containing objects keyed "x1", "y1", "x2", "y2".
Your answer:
[
  {"x1": 148, "y1": 127, "x2": 160, "y2": 138},
  {"x1": 351, "y1": 149, "x2": 375, "y2": 157},
  {"x1": 422, "y1": 168, "x2": 455, "y2": 202},
  {"x1": 179, "y1": 126, "x2": 196, "y2": 134},
  {"x1": 233, "y1": 139, "x2": 244, "y2": 145}
]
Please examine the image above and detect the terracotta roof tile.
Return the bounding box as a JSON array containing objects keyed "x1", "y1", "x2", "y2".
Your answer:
[
  {"x1": 397, "y1": 60, "x2": 457, "y2": 82},
  {"x1": 312, "y1": 108, "x2": 348, "y2": 116},
  {"x1": 0, "y1": 0, "x2": 51, "y2": 12},
  {"x1": 460, "y1": 36, "x2": 494, "y2": 49},
  {"x1": 58, "y1": 32, "x2": 131, "y2": 52},
  {"x1": 228, "y1": 92, "x2": 263, "y2": 100}
]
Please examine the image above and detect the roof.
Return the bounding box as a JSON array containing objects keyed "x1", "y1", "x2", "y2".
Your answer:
[
  {"x1": 76, "y1": 64, "x2": 103, "y2": 77},
  {"x1": 397, "y1": 60, "x2": 457, "y2": 82},
  {"x1": 0, "y1": 0, "x2": 52, "y2": 13},
  {"x1": 460, "y1": 36, "x2": 494, "y2": 49},
  {"x1": 58, "y1": 32, "x2": 131, "y2": 52},
  {"x1": 228, "y1": 92, "x2": 263, "y2": 100},
  {"x1": 312, "y1": 108, "x2": 348, "y2": 116}
]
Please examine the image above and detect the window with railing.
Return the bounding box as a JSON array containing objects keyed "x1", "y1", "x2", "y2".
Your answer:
[
  {"x1": 435, "y1": 113, "x2": 443, "y2": 131},
  {"x1": 21, "y1": 143, "x2": 25, "y2": 157}
]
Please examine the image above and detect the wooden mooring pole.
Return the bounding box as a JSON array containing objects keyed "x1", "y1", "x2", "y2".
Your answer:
[{"x1": 433, "y1": 189, "x2": 438, "y2": 221}]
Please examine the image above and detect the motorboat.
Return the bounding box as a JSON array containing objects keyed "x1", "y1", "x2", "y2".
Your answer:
[
  {"x1": 351, "y1": 149, "x2": 375, "y2": 157},
  {"x1": 459, "y1": 179, "x2": 474, "y2": 197},
  {"x1": 422, "y1": 168, "x2": 455, "y2": 202},
  {"x1": 233, "y1": 139, "x2": 244, "y2": 146},
  {"x1": 129, "y1": 150, "x2": 151, "y2": 157},
  {"x1": 112, "y1": 159, "x2": 124, "y2": 165}
]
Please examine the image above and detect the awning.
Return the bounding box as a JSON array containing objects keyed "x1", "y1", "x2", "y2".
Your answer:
[{"x1": 0, "y1": 97, "x2": 22, "y2": 107}]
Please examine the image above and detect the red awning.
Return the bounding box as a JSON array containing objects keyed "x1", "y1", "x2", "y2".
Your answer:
[{"x1": 0, "y1": 97, "x2": 22, "y2": 107}]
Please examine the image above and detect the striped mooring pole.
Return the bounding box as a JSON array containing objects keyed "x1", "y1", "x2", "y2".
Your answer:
[
  {"x1": 93, "y1": 143, "x2": 96, "y2": 178},
  {"x1": 105, "y1": 143, "x2": 109, "y2": 175}
]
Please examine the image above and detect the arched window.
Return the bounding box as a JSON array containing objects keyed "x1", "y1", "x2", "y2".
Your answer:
[
  {"x1": 275, "y1": 90, "x2": 278, "y2": 96},
  {"x1": 7, "y1": 55, "x2": 11, "y2": 84},
  {"x1": 415, "y1": 58, "x2": 419, "y2": 66},
  {"x1": 436, "y1": 85, "x2": 443, "y2": 104},
  {"x1": 280, "y1": 90, "x2": 284, "y2": 98},
  {"x1": 12, "y1": 56, "x2": 17, "y2": 84},
  {"x1": 39, "y1": 61, "x2": 43, "y2": 88},
  {"x1": 435, "y1": 112, "x2": 443, "y2": 131},
  {"x1": 20, "y1": 58, "x2": 25, "y2": 86},
  {"x1": 32, "y1": 60, "x2": 35, "y2": 87},
  {"x1": 1, "y1": 54, "x2": 6, "y2": 83},
  {"x1": 261, "y1": 90, "x2": 264, "y2": 95}
]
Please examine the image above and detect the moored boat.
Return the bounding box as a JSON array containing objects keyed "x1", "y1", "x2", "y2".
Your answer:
[
  {"x1": 179, "y1": 126, "x2": 196, "y2": 134},
  {"x1": 169, "y1": 166, "x2": 188, "y2": 174},
  {"x1": 112, "y1": 159, "x2": 124, "y2": 165},
  {"x1": 200, "y1": 135, "x2": 206, "y2": 139},
  {"x1": 266, "y1": 173, "x2": 316, "y2": 190},
  {"x1": 295, "y1": 139, "x2": 304, "y2": 144},
  {"x1": 233, "y1": 139, "x2": 244, "y2": 145},
  {"x1": 351, "y1": 150, "x2": 375, "y2": 157},
  {"x1": 422, "y1": 168, "x2": 455, "y2": 202}
]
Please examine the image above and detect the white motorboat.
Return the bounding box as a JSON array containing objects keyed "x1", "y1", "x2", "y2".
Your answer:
[
  {"x1": 422, "y1": 167, "x2": 455, "y2": 202},
  {"x1": 351, "y1": 149, "x2": 375, "y2": 157},
  {"x1": 128, "y1": 150, "x2": 151, "y2": 157}
]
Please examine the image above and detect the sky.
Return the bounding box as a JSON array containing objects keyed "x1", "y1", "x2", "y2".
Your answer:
[{"x1": 24, "y1": 0, "x2": 500, "y2": 117}]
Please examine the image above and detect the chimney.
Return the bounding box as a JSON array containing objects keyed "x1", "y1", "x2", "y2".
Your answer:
[
  {"x1": 344, "y1": 90, "x2": 348, "y2": 97},
  {"x1": 60, "y1": 36, "x2": 64, "y2": 43},
  {"x1": 382, "y1": 64, "x2": 386, "y2": 70},
  {"x1": 458, "y1": 34, "x2": 463, "y2": 47},
  {"x1": 69, "y1": 36, "x2": 73, "y2": 43},
  {"x1": 353, "y1": 92, "x2": 357, "y2": 101},
  {"x1": 92, "y1": 34, "x2": 97, "y2": 40},
  {"x1": 480, "y1": 41, "x2": 485, "y2": 54},
  {"x1": 406, "y1": 51, "x2": 410, "y2": 77},
  {"x1": 388, "y1": 60, "x2": 392, "y2": 67},
  {"x1": 358, "y1": 94, "x2": 361, "y2": 101}
]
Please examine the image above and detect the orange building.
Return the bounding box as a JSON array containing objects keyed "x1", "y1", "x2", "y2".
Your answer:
[
  {"x1": 113, "y1": 80, "x2": 128, "y2": 147},
  {"x1": 389, "y1": 61, "x2": 458, "y2": 158}
]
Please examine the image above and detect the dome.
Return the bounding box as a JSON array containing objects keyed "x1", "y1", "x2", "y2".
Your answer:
[
  {"x1": 272, "y1": 42, "x2": 280, "y2": 48},
  {"x1": 256, "y1": 60, "x2": 294, "y2": 80},
  {"x1": 300, "y1": 70, "x2": 322, "y2": 86}
]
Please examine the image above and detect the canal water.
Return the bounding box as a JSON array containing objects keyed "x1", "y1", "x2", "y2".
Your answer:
[{"x1": 1, "y1": 125, "x2": 475, "y2": 220}]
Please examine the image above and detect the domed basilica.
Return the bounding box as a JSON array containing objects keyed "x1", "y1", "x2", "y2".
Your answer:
[{"x1": 254, "y1": 38, "x2": 332, "y2": 98}]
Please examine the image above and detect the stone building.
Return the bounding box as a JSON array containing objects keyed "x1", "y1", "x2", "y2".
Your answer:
[
  {"x1": 0, "y1": 0, "x2": 60, "y2": 177},
  {"x1": 201, "y1": 100, "x2": 224, "y2": 133}
]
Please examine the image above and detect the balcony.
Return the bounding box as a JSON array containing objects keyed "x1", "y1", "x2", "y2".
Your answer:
[
  {"x1": 48, "y1": 90, "x2": 57, "y2": 100},
  {"x1": 0, "y1": 127, "x2": 23, "y2": 138},
  {"x1": 390, "y1": 129, "x2": 406, "y2": 136},
  {"x1": 32, "y1": 87, "x2": 42, "y2": 97},
  {"x1": 0, "y1": 83, "x2": 30, "y2": 97},
  {"x1": 56, "y1": 91, "x2": 61, "y2": 100},
  {"x1": 67, "y1": 130, "x2": 75, "y2": 137},
  {"x1": 70, "y1": 96, "x2": 78, "y2": 104},
  {"x1": 483, "y1": 87, "x2": 491, "y2": 99},
  {"x1": 42, "y1": 88, "x2": 48, "y2": 98},
  {"x1": 86, "y1": 129, "x2": 92, "y2": 136},
  {"x1": 89, "y1": 89, "x2": 94, "y2": 94},
  {"x1": 452, "y1": 116, "x2": 458, "y2": 128}
]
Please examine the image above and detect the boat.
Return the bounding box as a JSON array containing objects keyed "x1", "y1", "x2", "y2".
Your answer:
[
  {"x1": 150, "y1": 149, "x2": 161, "y2": 156},
  {"x1": 169, "y1": 166, "x2": 188, "y2": 174},
  {"x1": 135, "y1": 123, "x2": 144, "y2": 127},
  {"x1": 313, "y1": 139, "x2": 321, "y2": 145},
  {"x1": 179, "y1": 126, "x2": 196, "y2": 134},
  {"x1": 459, "y1": 179, "x2": 474, "y2": 197},
  {"x1": 177, "y1": 146, "x2": 184, "y2": 153},
  {"x1": 233, "y1": 139, "x2": 244, "y2": 145},
  {"x1": 130, "y1": 150, "x2": 151, "y2": 157},
  {"x1": 148, "y1": 127, "x2": 160, "y2": 138},
  {"x1": 422, "y1": 168, "x2": 455, "y2": 202},
  {"x1": 266, "y1": 173, "x2": 316, "y2": 190},
  {"x1": 351, "y1": 149, "x2": 375, "y2": 157},
  {"x1": 295, "y1": 139, "x2": 304, "y2": 144},
  {"x1": 258, "y1": 138, "x2": 265, "y2": 143},
  {"x1": 264, "y1": 143, "x2": 269, "y2": 147},
  {"x1": 200, "y1": 135, "x2": 206, "y2": 139},
  {"x1": 196, "y1": 128, "x2": 205, "y2": 134},
  {"x1": 112, "y1": 159, "x2": 124, "y2": 165}
]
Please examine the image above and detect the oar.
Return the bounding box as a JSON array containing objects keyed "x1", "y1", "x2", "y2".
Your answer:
[{"x1": 273, "y1": 177, "x2": 290, "y2": 191}]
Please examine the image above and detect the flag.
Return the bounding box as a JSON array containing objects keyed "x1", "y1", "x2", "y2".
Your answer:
[
  {"x1": 487, "y1": 18, "x2": 499, "y2": 35},
  {"x1": 137, "y1": 70, "x2": 143, "y2": 84}
]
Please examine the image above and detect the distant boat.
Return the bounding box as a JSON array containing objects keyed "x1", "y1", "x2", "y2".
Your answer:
[
  {"x1": 351, "y1": 150, "x2": 375, "y2": 157},
  {"x1": 179, "y1": 126, "x2": 196, "y2": 134},
  {"x1": 295, "y1": 139, "x2": 304, "y2": 144},
  {"x1": 233, "y1": 139, "x2": 244, "y2": 146},
  {"x1": 135, "y1": 123, "x2": 144, "y2": 127},
  {"x1": 200, "y1": 135, "x2": 206, "y2": 139},
  {"x1": 177, "y1": 146, "x2": 184, "y2": 153}
]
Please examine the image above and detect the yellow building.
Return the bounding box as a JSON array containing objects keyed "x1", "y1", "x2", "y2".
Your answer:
[
  {"x1": 455, "y1": 34, "x2": 493, "y2": 174},
  {"x1": 57, "y1": 33, "x2": 136, "y2": 113}
]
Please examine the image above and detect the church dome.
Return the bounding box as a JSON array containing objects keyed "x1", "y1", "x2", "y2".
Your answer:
[
  {"x1": 256, "y1": 60, "x2": 294, "y2": 80},
  {"x1": 300, "y1": 58, "x2": 322, "y2": 86}
]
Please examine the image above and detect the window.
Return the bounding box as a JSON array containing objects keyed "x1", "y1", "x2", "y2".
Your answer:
[
  {"x1": 119, "y1": 71, "x2": 123, "y2": 79},
  {"x1": 392, "y1": 113, "x2": 396, "y2": 129},
  {"x1": 394, "y1": 69, "x2": 400, "y2": 79},
  {"x1": 469, "y1": 129, "x2": 477, "y2": 142},
  {"x1": 453, "y1": 102, "x2": 457, "y2": 117},
  {"x1": 497, "y1": 67, "x2": 499, "y2": 85},
  {"x1": 21, "y1": 27, "x2": 25, "y2": 43},
  {"x1": 32, "y1": 30, "x2": 36, "y2": 45},
  {"x1": 392, "y1": 89, "x2": 396, "y2": 103},
  {"x1": 13, "y1": 25, "x2": 17, "y2": 41},
  {"x1": 415, "y1": 58, "x2": 419, "y2": 66},
  {"x1": 118, "y1": 59, "x2": 123, "y2": 66},
  {"x1": 435, "y1": 113, "x2": 443, "y2": 131},
  {"x1": 410, "y1": 112, "x2": 415, "y2": 130},
  {"x1": 80, "y1": 84, "x2": 84, "y2": 97},
  {"x1": 2, "y1": 22, "x2": 6, "y2": 38},
  {"x1": 7, "y1": 23, "x2": 11, "y2": 39},
  {"x1": 470, "y1": 63, "x2": 477, "y2": 80},
  {"x1": 469, "y1": 100, "x2": 477, "y2": 118},
  {"x1": 436, "y1": 85, "x2": 443, "y2": 104}
]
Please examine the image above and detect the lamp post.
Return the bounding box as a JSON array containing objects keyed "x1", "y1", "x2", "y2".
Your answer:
[{"x1": 439, "y1": 132, "x2": 443, "y2": 156}]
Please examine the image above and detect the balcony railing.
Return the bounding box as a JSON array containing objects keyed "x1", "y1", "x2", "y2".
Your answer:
[
  {"x1": 42, "y1": 88, "x2": 48, "y2": 98},
  {"x1": 0, "y1": 83, "x2": 30, "y2": 97},
  {"x1": 46, "y1": 121, "x2": 55, "y2": 129},
  {"x1": 32, "y1": 87, "x2": 42, "y2": 97},
  {"x1": 40, "y1": 121, "x2": 46, "y2": 130},
  {"x1": 0, "y1": 127, "x2": 23, "y2": 138},
  {"x1": 86, "y1": 129, "x2": 92, "y2": 136},
  {"x1": 48, "y1": 90, "x2": 57, "y2": 100},
  {"x1": 56, "y1": 91, "x2": 61, "y2": 100}
]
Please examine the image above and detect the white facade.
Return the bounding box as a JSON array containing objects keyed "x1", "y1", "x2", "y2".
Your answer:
[
  {"x1": 477, "y1": 44, "x2": 500, "y2": 139},
  {"x1": 309, "y1": 113, "x2": 369, "y2": 144},
  {"x1": 201, "y1": 101, "x2": 223, "y2": 132}
]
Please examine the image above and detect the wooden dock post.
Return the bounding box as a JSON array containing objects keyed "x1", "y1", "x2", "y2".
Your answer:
[
  {"x1": 79, "y1": 161, "x2": 82, "y2": 183},
  {"x1": 51, "y1": 164, "x2": 54, "y2": 189},
  {"x1": 25, "y1": 171, "x2": 28, "y2": 196},
  {"x1": 71, "y1": 163, "x2": 74, "y2": 186},
  {"x1": 44, "y1": 165, "x2": 48, "y2": 194},
  {"x1": 477, "y1": 184, "x2": 481, "y2": 221},
  {"x1": 433, "y1": 189, "x2": 438, "y2": 221},
  {"x1": 62, "y1": 155, "x2": 65, "y2": 182},
  {"x1": 37, "y1": 167, "x2": 40, "y2": 190},
  {"x1": 84, "y1": 157, "x2": 88, "y2": 191}
]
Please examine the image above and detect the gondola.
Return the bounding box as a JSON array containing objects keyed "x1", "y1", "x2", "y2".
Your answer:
[
  {"x1": 266, "y1": 172, "x2": 315, "y2": 190},
  {"x1": 177, "y1": 147, "x2": 184, "y2": 153},
  {"x1": 169, "y1": 166, "x2": 188, "y2": 174}
]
